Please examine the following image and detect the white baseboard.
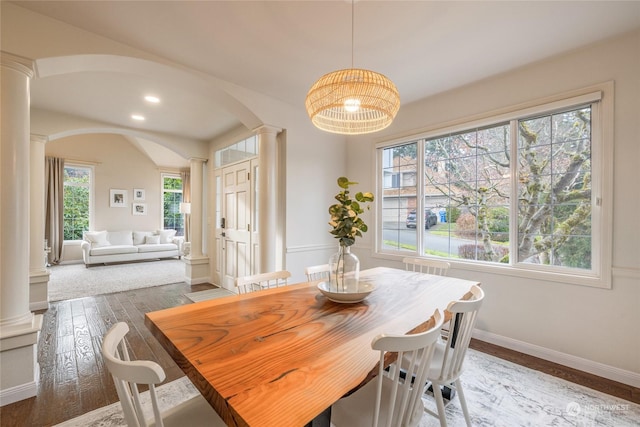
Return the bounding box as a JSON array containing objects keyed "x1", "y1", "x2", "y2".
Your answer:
[
  {"x1": 58, "y1": 260, "x2": 83, "y2": 265},
  {"x1": 0, "y1": 377, "x2": 37, "y2": 407},
  {"x1": 185, "y1": 276, "x2": 211, "y2": 285},
  {"x1": 473, "y1": 329, "x2": 640, "y2": 388}
]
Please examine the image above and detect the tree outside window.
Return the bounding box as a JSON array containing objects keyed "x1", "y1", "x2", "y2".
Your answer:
[
  {"x1": 379, "y1": 102, "x2": 596, "y2": 274},
  {"x1": 63, "y1": 165, "x2": 91, "y2": 240},
  {"x1": 424, "y1": 123, "x2": 511, "y2": 263},
  {"x1": 163, "y1": 175, "x2": 184, "y2": 236},
  {"x1": 517, "y1": 108, "x2": 592, "y2": 268}
]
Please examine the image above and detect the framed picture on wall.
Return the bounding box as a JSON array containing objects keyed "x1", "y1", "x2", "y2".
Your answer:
[
  {"x1": 132, "y1": 203, "x2": 147, "y2": 216},
  {"x1": 110, "y1": 189, "x2": 127, "y2": 208},
  {"x1": 133, "y1": 188, "x2": 145, "y2": 201}
]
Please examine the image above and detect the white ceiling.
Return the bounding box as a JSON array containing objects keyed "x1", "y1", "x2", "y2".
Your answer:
[{"x1": 9, "y1": 1, "x2": 640, "y2": 167}]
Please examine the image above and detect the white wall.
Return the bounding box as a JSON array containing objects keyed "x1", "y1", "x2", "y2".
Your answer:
[
  {"x1": 283, "y1": 115, "x2": 347, "y2": 281},
  {"x1": 45, "y1": 133, "x2": 175, "y2": 234},
  {"x1": 347, "y1": 30, "x2": 640, "y2": 383}
]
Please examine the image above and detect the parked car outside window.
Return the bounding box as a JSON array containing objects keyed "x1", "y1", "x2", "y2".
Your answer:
[{"x1": 406, "y1": 209, "x2": 438, "y2": 229}]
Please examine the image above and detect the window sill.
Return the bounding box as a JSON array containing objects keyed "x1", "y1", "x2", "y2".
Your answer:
[{"x1": 372, "y1": 250, "x2": 611, "y2": 289}]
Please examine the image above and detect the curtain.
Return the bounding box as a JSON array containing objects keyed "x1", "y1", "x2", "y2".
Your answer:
[
  {"x1": 45, "y1": 157, "x2": 65, "y2": 264},
  {"x1": 181, "y1": 171, "x2": 191, "y2": 241}
]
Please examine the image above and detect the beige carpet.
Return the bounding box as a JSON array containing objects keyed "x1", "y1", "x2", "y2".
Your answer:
[
  {"x1": 48, "y1": 259, "x2": 185, "y2": 301},
  {"x1": 53, "y1": 348, "x2": 640, "y2": 426}
]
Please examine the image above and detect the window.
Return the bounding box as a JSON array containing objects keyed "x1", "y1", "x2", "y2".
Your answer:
[
  {"x1": 381, "y1": 144, "x2": 418, "y2": 251},
  {"x1": 423, "y1": 123, "x2": 511, "y2": 262},
  {"x1": 214, "y1": 135, "x2": 258, "y2": 168},
  {"x1": 63, "y1": 165, "x2": 92, "y2": 240},
  {"x1": 517, "y1": 108, "x2": 592, "y2": 268},
  {"x1": 162, "y1": 174, "x2": 184, "y2": 236},
  {"x1": 377, "y1": 86, "x2": 611, "y2": 287}
]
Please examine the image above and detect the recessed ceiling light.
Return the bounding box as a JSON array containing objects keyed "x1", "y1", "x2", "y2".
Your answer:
[
  {"x1": 131, "y1": 114, "x2": 145, "y2": 121},
  {"x1": 144, "y1": 95, "x2": 160, "y2": 103}
]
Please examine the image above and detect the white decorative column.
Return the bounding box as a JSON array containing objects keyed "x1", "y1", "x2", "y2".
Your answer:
[
  {"x1": 29, "y1": 134, "x2": 50, "y2": 311},
  {"x1": 183, "y1": 158, "x2": 209, "y2": 284},
  {"x1": 0, "y1": 52, "x2": 43, "y2": 406},
  {"x1": 256, "y1": 125, "x2": 283, "y2": 273}
]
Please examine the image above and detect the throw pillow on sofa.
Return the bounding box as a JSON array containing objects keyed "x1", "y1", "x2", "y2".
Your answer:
[
  {"x1": 145, "y1": 235, "x2": 160, "y2": 244},
  {"x1": 157, "y1": 229, "x2": 177, "y2": 244},
  {"x1": 108, "y1": 230, "x2": 134, "y2": 246},
  {"x1": 85, "y1": 230, "x2": 110, "y2": 248},
  {"x1": 133, "y1": 231, "x2": 154, "y2": 245}
]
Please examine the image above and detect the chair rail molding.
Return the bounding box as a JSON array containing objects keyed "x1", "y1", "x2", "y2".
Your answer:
[{"x1": 286, "y1": 243, "x2": 336, "y2": 254}]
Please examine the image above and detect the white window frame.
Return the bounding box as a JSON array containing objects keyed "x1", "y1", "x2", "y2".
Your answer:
[
  {"x1": 375, "y1": 82, "x2": 613, "y2": 288},
  {"x1": 63, "y1": 163, "x2": 94, "y2": 241},
  {"x1": 161, "y1": 173, "x2": 183, "y2": 233}
]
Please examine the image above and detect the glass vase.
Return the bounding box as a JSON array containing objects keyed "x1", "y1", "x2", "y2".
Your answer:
[{"x1": 329, "y1": 245, "x2": 360, "y2": 293}]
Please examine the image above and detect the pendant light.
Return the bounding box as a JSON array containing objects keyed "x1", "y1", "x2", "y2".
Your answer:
[{"x1": 305, "y1": 0, "x2": 400, "y2": 135}]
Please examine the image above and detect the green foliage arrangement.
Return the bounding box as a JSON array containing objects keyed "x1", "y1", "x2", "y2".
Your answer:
[{"x1": 328, "y1": 177, "x2": 374, "y2": 247}]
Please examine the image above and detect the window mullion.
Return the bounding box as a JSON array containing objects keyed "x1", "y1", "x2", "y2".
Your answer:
[
  {"x1": 509, "y1": 119, "x2": 519, "y2": 266},
  {"x1": 416, "y1": 138, "x2": 425, "y2": 256}
]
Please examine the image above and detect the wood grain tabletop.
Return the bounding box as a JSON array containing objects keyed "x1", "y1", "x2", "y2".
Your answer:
[{"x1": 145, "y1": 267, "x2": 479, "y2": 427}]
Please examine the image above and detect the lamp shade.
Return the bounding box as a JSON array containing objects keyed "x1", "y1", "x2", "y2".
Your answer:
[
  {"x1": 305, "y1": 68, "x2": 400, "y2": 135},
  {"x1": 179, "y1": 202, "x2": 191, "y2": 214}
]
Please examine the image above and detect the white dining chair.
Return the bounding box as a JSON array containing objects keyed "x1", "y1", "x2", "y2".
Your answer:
[
  {"x1": 422, "y1": 284, "x2": 485, "y2": 427},
  {"x1": 403, "y1": 256, "x2": 452, "y2": 339},
  {"x1": 235, "y1": 270, "x2": 292, "y2": 294},
  {"x1": 101, "y1": 322, "x2": 226, "y2": 427},
  {"x1": 331, "y1": 309, "x2": 444, "y2": 427},
  {"x1": 304, "y1": 263, "x2": 330, "y2": 282},
  {"x1": 402, "y1": 257, "x2": 451, "y2": 276}
]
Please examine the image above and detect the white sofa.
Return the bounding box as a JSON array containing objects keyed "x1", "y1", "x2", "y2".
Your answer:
[{"x1": 81, "y1": 230, "x2": 184, "y2": 267}]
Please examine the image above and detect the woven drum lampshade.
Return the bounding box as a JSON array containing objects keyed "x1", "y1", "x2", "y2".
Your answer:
[{"x1": 305, "y1": 68, "x2": 400, "y2": 135}]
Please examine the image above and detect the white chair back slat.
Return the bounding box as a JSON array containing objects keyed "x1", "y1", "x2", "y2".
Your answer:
[
  {"x1": 235, "y1": 270, "x2": 292, "y2": 294},
  {"x1": 437, "y1": 286, "x2": 483, "y2": 382},
  {"x1": 304, "y1": 264, "x2": 330, "y2": 282},
  {"x1": 402, "y1": 257, "x2": 450, "y2": 276}
]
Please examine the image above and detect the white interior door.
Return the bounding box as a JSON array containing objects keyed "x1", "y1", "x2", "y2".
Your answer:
[{"x1": 220, "y1": 161, "x2": 252, "y2": 290}]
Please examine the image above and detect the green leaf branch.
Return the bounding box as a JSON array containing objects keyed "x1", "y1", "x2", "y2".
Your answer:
[{"x1": 328, "y1": 177, "x2": 374, "y2": 247}]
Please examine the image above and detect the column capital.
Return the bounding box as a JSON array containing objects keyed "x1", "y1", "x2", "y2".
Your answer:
[
  {"x1": 1, "y1": 51, "x2": 35, "y2": 78},
  {"x1": 30, "y1": 134, "x2": 49, "y2": 145},
  {"x1": 188, "y1": 157, "x2": 208, "y2": 164},
  {"x1": 253, "y1": 124, "x2": 282, "y2": 137}
]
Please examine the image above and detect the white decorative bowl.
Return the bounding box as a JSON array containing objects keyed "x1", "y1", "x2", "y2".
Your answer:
[{"x1": 317, "y1": 281, "x2": 375, "y2": 303}]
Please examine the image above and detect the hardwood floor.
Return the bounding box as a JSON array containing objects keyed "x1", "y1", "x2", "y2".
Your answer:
[
  {"x1": 1, "y1": 281, "x2": 638, "y2": 426},
  {"x1": 0, "y1": 281, "x2": 214, "y2": 427}
]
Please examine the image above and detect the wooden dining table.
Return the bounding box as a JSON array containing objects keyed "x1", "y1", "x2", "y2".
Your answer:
[{"x1": 144, "y1": 266, "x2": 480, "y2": 427}]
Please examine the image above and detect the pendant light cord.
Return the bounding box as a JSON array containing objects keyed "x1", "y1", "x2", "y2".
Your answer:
[{"x1": 351, "y1": 0, "x2": 354, "y2": 69}]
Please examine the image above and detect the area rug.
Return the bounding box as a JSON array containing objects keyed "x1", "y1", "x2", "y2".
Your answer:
[
  {"x1": 48, "y1": 259, "x2": 185, "y2": 301},
  {"x1": 185, "y1": 287, "x2": 236, "y2": 302},
  {"x1": 53, "y1": 349, "x2": 639, "y2": 426}
]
